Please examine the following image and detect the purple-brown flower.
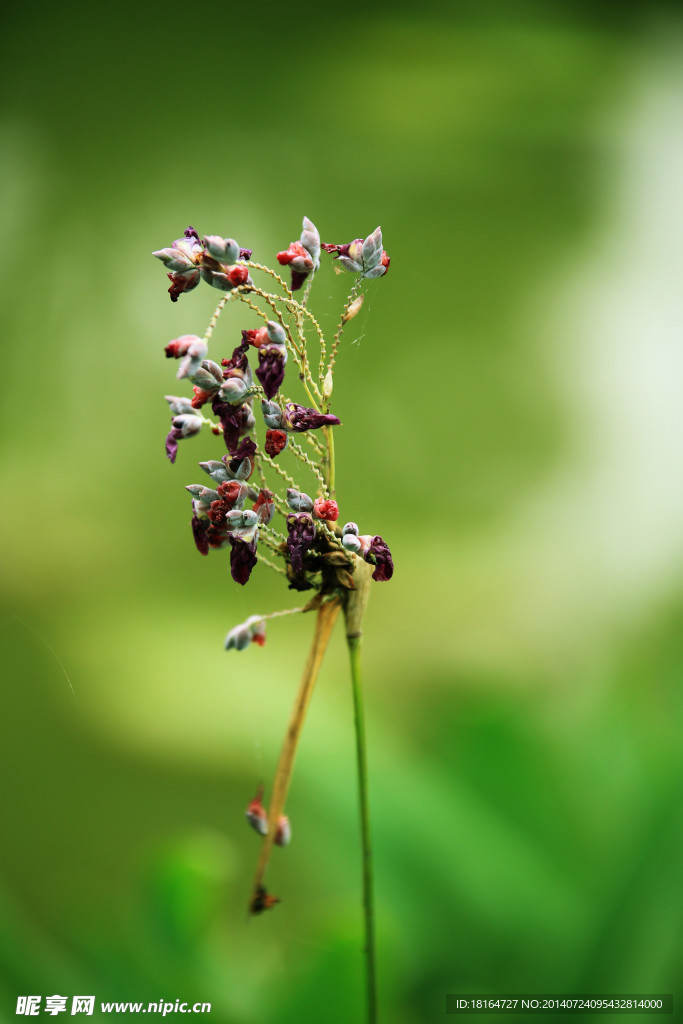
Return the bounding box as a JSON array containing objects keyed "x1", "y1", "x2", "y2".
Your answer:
[
  {"x1": 286, "y1": 512, "x2": 316, "y2": 574},
  {"x1": 283, "y1": 404, "x2": 341, "y2": 432},
  {"x1": 367, "y1": 535, "x2": 394, "y2": 581},
  {"x1": 229, "y1": 536, "x2": 258, "y2": 585}
]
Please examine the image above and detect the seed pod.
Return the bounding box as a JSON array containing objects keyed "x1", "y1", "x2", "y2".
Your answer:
[{"x1": 342, "y1": 294, "x2": 364, "y2": 322}]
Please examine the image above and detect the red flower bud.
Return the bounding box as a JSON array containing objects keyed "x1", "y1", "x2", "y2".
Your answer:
[
  {"x1": 226, "y1": 264, "x2": 248, "y2": 287},
  {"x1": 191, "y1": 386, "x2": 214, "y2": 408},
  {"x1": 313, "y1": 498, "x2": 339, "y2": 522},
  {"x1": 277, "y1": 240, "x2": 314, "y2": 291},
  {"x1": 265, "y1": 429, "x2": 288, "y2": 457}
]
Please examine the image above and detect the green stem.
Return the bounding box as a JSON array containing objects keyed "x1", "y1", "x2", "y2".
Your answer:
[
  {"x1": 345, "y1": 560, "x2": 377, "y2": 1024},
  {"x1": 322, "y1": 424, "x2": 336, "y2": 496}
]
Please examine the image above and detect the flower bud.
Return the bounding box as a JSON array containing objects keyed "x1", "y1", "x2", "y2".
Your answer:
[
  {"x1": 197, "y1": 487, "x2": 220, "y2": 505},
  {"x1": 361, "y1": 226, "x2": 383, "y2": 272},
  {"x1": 245, "y1": 614, "x2": 267, "y2": 646},
  {"x1": 165, "y1": 395, "x2": 196, "y2": 416},
  {"x1": 152, "y1": 247, "x2": 195, "y2": 272},
  {"x1": 277, "y1": 239, "x2": 314, "y2": 291},
  {"x1": 264, "y1": 428, "x2": 288, "y2": 457},
  {"x1": 241, "y1": 509, "x2": 259, "y2": 528},
  {"x1": 199, "y1": 460, "x2": 229, "y2": 484},
  {"x1": 188, "y1": 366, "x2": 222, "y2": 390},
  {"x1": 225, "y1": 623, "x2": 252, "y2": 652},
  {"x1": 167, "y1": 269, "x2": 201, "y2": 301},
  {"x1": 218, "y1": 377, "x2": 249, "y2": 404},
  {"x1": 313, "y1": 498, "x2": 339, "y2": 522},
  {"x1": 286, "y1": 512, "x2": 316, "y2": 574},
  {"x1": 284, "y1": 403, "x2": 341, "y2": 432},
  {"x1": 226, "y1": 509, "x2": 245, "y2": 528},
  {"x1": 240, "y1": 403, "x2": 256, "y2": 434},
  {"x1": 274, "y1": 815, "x2": 291, "y2": 847},
  {"x1": 203, "y1": 235, "x2": 240, "y2": 264},
  {"x1": 245, "y1": 787, "x2": 267, "y2": 833},
  {"x1": 261, "y1": 400, "x2": 284, "y2": 429},
  {"x1": 342, "y1": 522, "x2": 359, "y2": 536},
  {"x1": 301, "y1": 216, "x2": 320, "y2": 267},
  {"x1": 341, "y1": 533, "x2": 361, "y2": 553},
  {"x1": 253, "y1": 489, "x2": 275, "y2": 525},
  {"x1": 171, "y1": 414, "x2": 203, "y2": 437},
  {"x1": 286, "y1": 489, "x2": 314, "y2": 512},
  {"x1": 365, "y1": 534, "x2": 394, "y2": 582},
  {"x1": 165, "y1": 334, "x2": 206, "y2": 359},
  {"x1": 322, "y1": 367, "x2": 334, "y2": 399},
  {"x1": 265, "y1": 321, "x2": 287, "y2": 345},
  {"x1": 256, "y1": 343, "x2": 287, "y2": 400}
]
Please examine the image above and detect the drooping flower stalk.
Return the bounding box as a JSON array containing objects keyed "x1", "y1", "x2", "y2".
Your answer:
[
  {"x1": 153, "y1": 216, "x2": 392, "y2": 1024},
  {"x1": 250, "y1": 596, "x2": 342, "y2": 905}
]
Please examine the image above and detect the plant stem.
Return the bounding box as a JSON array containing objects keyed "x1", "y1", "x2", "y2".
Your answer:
[
  {"x1": 345, "y1": 560, "x2": 377, "y2": 1024},
  {"x1": 250, "y1": 598, "x2": 341, "y2": 904},
  {"x1": 322, "y1": 424, "x2": 336, "y2": 496}
]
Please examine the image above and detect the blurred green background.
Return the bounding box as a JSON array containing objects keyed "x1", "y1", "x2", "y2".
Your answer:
[{"x1": 2, "y1": 1, "x2": 683, "y2": 1020}]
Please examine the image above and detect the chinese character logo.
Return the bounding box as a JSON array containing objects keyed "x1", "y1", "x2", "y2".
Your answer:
[
  {"x1": 45, "y1": 996, "x2": 68, "y2": 1015},
  {"x1": 16, "y1": 996, "x2": 41, "y2": 1016},
  {"x1": 71, "y1": 997, "x2": 94, "y2": 1016}
]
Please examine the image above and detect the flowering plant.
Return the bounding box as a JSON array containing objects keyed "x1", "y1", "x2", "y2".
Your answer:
[{"x1": 153, "y1": 216, "x2": 392, "y2": 1022}]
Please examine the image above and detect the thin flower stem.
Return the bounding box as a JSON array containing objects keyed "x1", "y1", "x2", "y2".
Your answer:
[
  {"x1": 244, "y1": 261, "x2": 293, "y2": 299},
  {"x1": 203, "y1": 290, "x2": 239, "y2": 343},
  {"x1": 255, "y1": 456, "x2": 268, "y2": 491},
  {"x1": 257, "y1": 605, "x2": 306, "y2": 622},
  {"x1": 237, "y1": 286, "x2": 322, "y2": 408},
  {"x1": 347, "y1": 633, "x2": 378, "y2": 1024},
  {"x1": 316, "y1": 520, "x2": 350, "y2": 556},
  {"x1": 237, "y1": 293, "x2": 270, "y2": 324},
  {"x1": 260, "y1": 532, "x2": 285, "y2": 556},
  {"x1": 301, "y1": 431, "x2": 326, "y2": 457},
  {"x1": 288, "y1": 439, "x2": 328, "y2": 496},
  {"x1": 250, "y1": 598, "x2": 342, "y2": 904},
  {"x1": 261, "y1": 452, "x2": 298, "y2": 490},
  {"x1": 344, "y1": 557, "x2": 378, "y2": 1024},
  {"x1": 258, "y1": 552, "x2": 287, "y2": 577},
  {"x1": 262, "y1": 523, "x2": 287, "y2": 544},
  {"x1": 327, "y1": 280, "x2": 363, "y2": 380},
  {"x1": 301, "y1": 270, "x2": 315, "y2": 307},
  {"x1": 322, "y1": 425, "x2": 336, "y2": 496}
]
